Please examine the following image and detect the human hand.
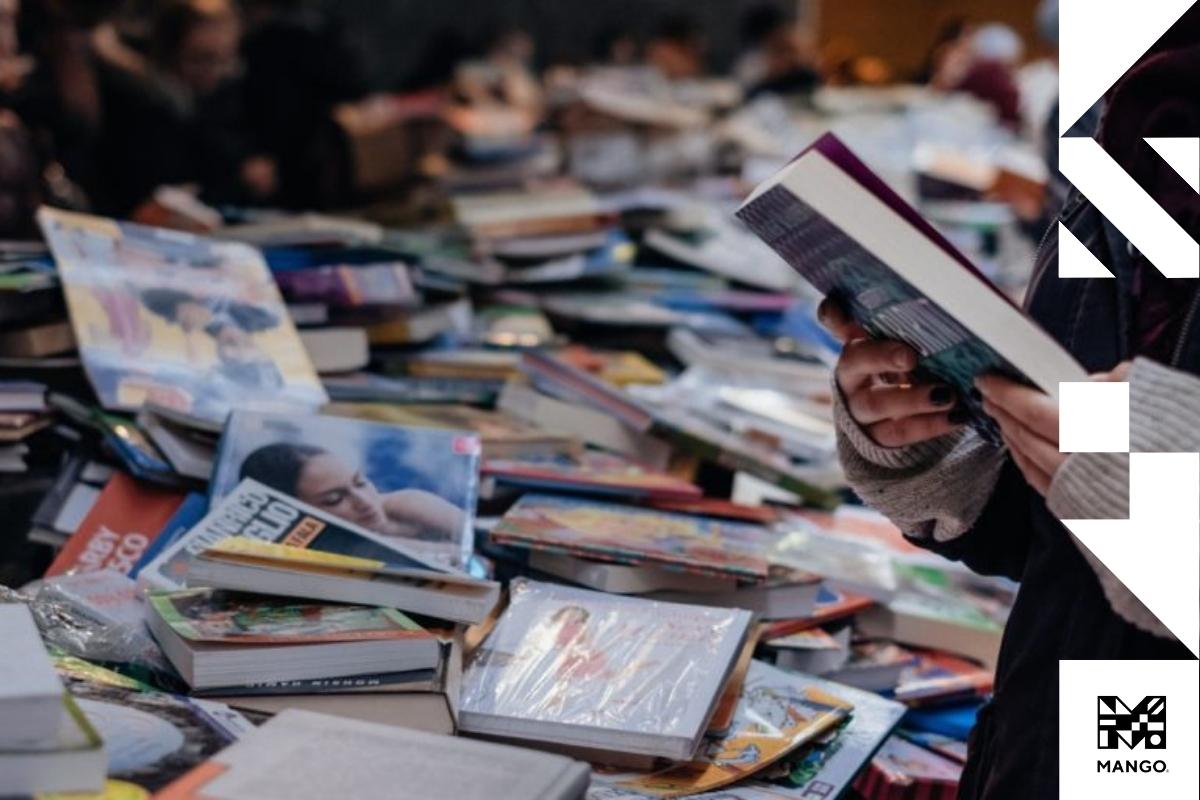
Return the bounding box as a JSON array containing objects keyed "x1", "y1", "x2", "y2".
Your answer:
[
  {"x1": 818, "y1": 297, "x2": 964, "y2": 447},
  {"x1": 975, "y1": 362, "x2": 1131, "y2": 495}
]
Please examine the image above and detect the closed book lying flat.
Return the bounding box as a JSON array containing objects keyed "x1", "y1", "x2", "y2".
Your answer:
[
  {"x1": 651, "y1": 565, "x2": 822, "y2": 620},
  {"x1": 459, "y1": 579, "x2": 752, "y2": 761},
  {"x1": 203, "y1": 692, "x2": 456, "y2": 737},
  {"x1": 528, "y1": 550, "x2": 737, "y2": 596},
  {"x1": 0, "y1": 604, "x2": 64, "y2": 748},
  {"x1": 188, "y1": 537, "x2": 500, "y2": 625},
  {"x1": 146, "y1": 589, "x2": 442, "y2": 691},
  {"x1": 154, "y1": 708, "x2": 591, "y2": 800}
]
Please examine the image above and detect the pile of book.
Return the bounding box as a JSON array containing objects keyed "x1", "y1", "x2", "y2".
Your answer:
[{"x1": 0, "y1": 121, "x2": 1062, "y2": 799}]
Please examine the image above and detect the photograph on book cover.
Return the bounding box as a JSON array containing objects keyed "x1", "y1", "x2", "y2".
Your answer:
[
  {"x1": 38, "y1": 207, "x2": 326, "y2": 421},
  {"x1": 211, "y1": 410, "x2": 480, "y2": 565}
]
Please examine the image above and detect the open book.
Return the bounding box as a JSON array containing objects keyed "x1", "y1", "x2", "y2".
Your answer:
[{"x1": 737, "y1": 133, "x2": 1086, "y2": 441}]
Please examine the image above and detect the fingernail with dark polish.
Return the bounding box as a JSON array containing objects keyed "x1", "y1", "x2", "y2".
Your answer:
[
  {"x1": 930, "y1": 386, "x2": 954, "y2": 406},
  {"x1": 948, "y1": 408, "x2": 971, "y2": 424}
]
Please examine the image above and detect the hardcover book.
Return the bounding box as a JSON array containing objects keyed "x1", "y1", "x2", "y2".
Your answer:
[
  {"x1": 490, "y1": 493, "x2": 772, "y2": 581},
  {"x1": 209, "y1": 410, "x2": 481, "y2": 566},
  {"x1": 37, "y1": 207, "x2": 326, "y2": 421},
  {"x1": 459, "y1": 579, "x2": 753, "y2": 761},
  {"x1": 482, "y1": 451, "x2": 701, "y2": 501}
]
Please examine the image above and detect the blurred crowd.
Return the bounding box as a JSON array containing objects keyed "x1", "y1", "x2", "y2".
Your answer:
[{"x1": 0, "y1": 0, "x2": 1058, "y2": 238}]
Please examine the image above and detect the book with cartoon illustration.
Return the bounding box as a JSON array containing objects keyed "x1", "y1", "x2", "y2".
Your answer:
[
  {"x1": 459, "y1": 579, "x2": 753, "y2": 760},
  {"x1": 37, "y1": 207, "x2": 326, "y2": 421},
  {"x1": 210, "y1": 409, "x2": 482, "y2": 567},
  {"x1": 489, "y1": 494, "x2": 771, "y2": 581}
]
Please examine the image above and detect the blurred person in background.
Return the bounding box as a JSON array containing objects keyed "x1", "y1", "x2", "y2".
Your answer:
[
  {"x1": 735, "y1": 2, "x2": 820, "y2": 99},
  {"x1": 645, "y1": 14, "x2": 705, "y2": 80},
  {"x1": 933, "y1": 22, "x2": 1024, "y2": 126},
  {"x1": 240, "y1": 0, "x2": 369, "y2": 209}
]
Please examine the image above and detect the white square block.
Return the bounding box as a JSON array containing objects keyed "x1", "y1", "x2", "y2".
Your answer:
[{"x1": 1059, "y1": 381, "x2": 1130, "y2": 453}]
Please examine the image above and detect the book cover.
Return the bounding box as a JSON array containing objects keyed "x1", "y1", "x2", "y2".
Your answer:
[
  {"x1": 610, "y1": 661, "x2": 852, "y2": 798},
  {"x1": 482, "y1": 451, "x2": 702, "y2": 501},
  {"x1": 490, "y1": 493, "x2": 771, "y2": 581},
  {"x1": 147, "y1": 588, "x2": 431, "y2": 645},
  {"x1": 736, "y1": 132, "x2": 1085, "y2": 442},
  {"x1": 55, "y1": 655, "x2": 254, "y2": 794},
  {"x1": 129, "y1": 493, "x2": 209, "y2": 579},
  {"x1": 210, "y1": 410, "x2": 480, "y2": 566},
  {"x1": 139, "y1": 478, "x2": 457, "y2": 591},
  {"x1": 274, "y1": 262, "x2": 416, "y2": 307},
  {"x1": 460, "y1": 579, "x2": 752, "y2": 758},
  {"x1": 45, "y1": 473, "x2": 187, "y2": 577},
  {"x1": 893, "y1": 651, "x2": 993, "y2": 705},
  {"x1": 37, "y1": 207, "x2": 327, "y2": 421}
]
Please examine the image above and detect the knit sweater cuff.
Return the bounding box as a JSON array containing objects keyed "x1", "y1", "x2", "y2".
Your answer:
[
  {"x1": 1047, "y1": 453, "x2": 1130, "y2": 520},
  {"x1": 1127, "y1": 357, "x2": 1200, "y2": 453},
  {"x1": 832, "y1": 382, "x2": 962, "y2": 472}
]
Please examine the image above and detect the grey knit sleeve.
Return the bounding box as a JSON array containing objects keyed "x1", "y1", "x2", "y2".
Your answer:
[
  {"x1": 833, "y1": 386, "x2": 1008, "y2": 542},
  {"x1": 1047, "y1": 357, "x2": 1200, "y2": 639}
]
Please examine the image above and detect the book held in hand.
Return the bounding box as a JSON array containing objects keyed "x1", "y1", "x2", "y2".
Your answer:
[
  {"x1": 736, "y1": 132, "x2": 1086, "y2": 440},
  {"x1": 459, "y1": 579, "x2": 753, "y2": 761},
  {"x1": 145, "y1": 588, "x2": 441, "y2": 690}
]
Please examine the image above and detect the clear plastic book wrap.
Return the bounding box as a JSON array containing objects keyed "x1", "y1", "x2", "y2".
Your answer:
[{"x1": 459, "y1": 579, "x2": 753, "y2": 759}]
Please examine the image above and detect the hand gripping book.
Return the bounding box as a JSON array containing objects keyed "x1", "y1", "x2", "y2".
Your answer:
[
  {"x1": 459, "y1": 579, "x2": 753, "y2": 761},
  {"x1": 736, "y1": 132, "x2": 1086, "y2": 441}
]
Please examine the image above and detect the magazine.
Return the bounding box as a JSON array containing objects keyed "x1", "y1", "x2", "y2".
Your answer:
[
  {"x1": 210, "y1": 410, "x2": 481, "y2": 566},
  {"x1": 38, "y1": 207, "x2": 326, "y2": 420},
  {"x1": 490, "y1": 493, "x2": 771, "y2": 580},
  {"x1": 609, "y1": 661, "x2": 853, "y2": 797},
  {"x1": 460, "y1": 579, "x2": 753, "y2": 760}
]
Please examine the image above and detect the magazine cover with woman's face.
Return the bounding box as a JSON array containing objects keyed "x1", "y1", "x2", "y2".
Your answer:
[{"x1": 210, "y1": 410, "x2": 481, "y2": 566}]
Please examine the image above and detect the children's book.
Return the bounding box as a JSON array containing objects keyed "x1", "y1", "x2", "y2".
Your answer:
[
  {"x1": 209, "y1": 410, "x2": 481, "y2": 566},
  {"x1": 45, "y1": 472, "x2": 186, "y2": 577},
  {"x1": 736, "y1": 132, "x2": 1086, "y2": 442},
  {"x1": 460, "y1": 579, "x2": 753, "y2": 761},
  {"x1": 490, "y1": 493, "x2": 772, "y2": 581},
  {"x1": 38, "y1": 207, "x2": 326, "y2": 421}
]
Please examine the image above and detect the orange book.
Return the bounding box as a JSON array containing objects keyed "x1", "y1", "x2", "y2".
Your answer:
[{"x1": 45, "y1": 472, "x2": 186, "y2": 577}]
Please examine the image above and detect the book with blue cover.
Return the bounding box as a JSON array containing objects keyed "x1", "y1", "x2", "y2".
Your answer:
[{"x1": 210, "y1": 410, "x2": 481, "y2": 567}]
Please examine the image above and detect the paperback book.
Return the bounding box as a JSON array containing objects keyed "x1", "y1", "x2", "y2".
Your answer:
[
  {"x1": 210, "y1": 409, "x2": 481, "y2": 565},
  {"x1": 460, "y1": 579, "x2": 753, "y2": 761},
  {"x1": 735, "y1": 132, "x2": 1086, "y2": 441},
  {"x1": 38, "y1": 207, "x2": 327, "y2": 421},
  {"x1": 490, "y1": 493, "x2": 772, "y2": 581}
]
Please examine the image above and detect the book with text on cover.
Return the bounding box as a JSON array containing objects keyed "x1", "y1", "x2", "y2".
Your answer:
[
  {"x1": 188, "y1": 536, "x2": 500, "y2": 625},
  {"x1": 45, "y1": 472, "x2": 186, "y2": 577},
  {"x1": 736, "y1": 132, "x2": 1086, "y2": 442}
]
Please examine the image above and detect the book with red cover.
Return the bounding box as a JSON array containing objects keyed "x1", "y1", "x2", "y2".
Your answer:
[
  {"x1": 893, "y1": 650, "x2": 994, "y2": 706},
  {"x1": 852, "y1": 734, "x2": 962, "y2": 800},
  {"x1": 45, "y1": 472, "x2": 186, "y2": 577}
]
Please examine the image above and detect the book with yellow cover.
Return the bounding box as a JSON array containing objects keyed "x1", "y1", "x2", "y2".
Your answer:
[{"x1": 37, "y1": 207, "x2": 326, "y2": 421}]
